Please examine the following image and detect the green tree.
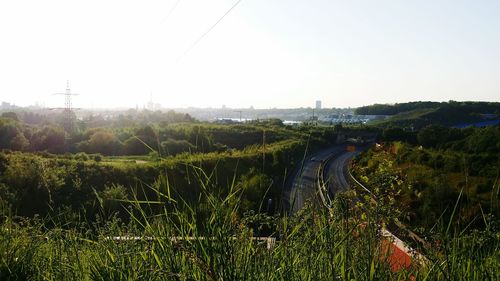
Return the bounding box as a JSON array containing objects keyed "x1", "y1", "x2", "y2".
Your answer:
[
  {"x1": 76, "y1": 130, "x2": 123, "y2": 155},
  {"x1": 123, "y1": 137, "x2": 150, "y2": 155},
  {"x1": 238, "y1": 170, "x2": 273, "y2": 212},
  {"x1": 417, "y1": 125, "x2": 448, "y2": 147},
  {"x1": 161, "y1": 139, "x2": 195, "y2": 156},
  {"x1": 1, "y1": 111, "x2": 19, "y2": 121},
  {"x1": 382, "y1": 127, "x2": 416, "y2": 143},
  {"x1": 10, "y1": 133, "x2": 29, "y2": 151},
  {"x1": 30, "y1": 125, "x2": 66, "y2": 153},
  {"x1": 0, "y1": 118, "x2": 20, "y2": 149}
]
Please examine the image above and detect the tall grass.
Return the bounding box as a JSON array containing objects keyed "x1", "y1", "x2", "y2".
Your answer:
[{"x1": 0, "y1": 169, "x2": 498, "y2": 280}]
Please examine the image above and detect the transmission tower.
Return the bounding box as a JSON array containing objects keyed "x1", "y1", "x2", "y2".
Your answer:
[{"x1": 54, "y1": 80, "x2": 79, "y2": 132}]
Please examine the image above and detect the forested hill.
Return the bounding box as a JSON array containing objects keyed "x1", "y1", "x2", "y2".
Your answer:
[
  {"x1": 355, "y1": 101, "x2": 442, "y2": 115},
  {"x1": 356, "y1": 101, "x2": 500, "y2": 129},
  {"x1": 355, "y1": 101, "x2": 500, "y2": 116}
]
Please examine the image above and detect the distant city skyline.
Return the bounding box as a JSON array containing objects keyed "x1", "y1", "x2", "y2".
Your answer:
[{"x1": 1, "y1": 1, "x2": 499, "y2": 109}]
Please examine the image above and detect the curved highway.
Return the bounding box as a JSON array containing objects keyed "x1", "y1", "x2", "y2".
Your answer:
[
  {"x1": 323, "y1": 148, "x2": 365, "y2": 196},
  {"x1": 283, "y1": 145, "x2": 363, "y2": 214},
  {"x1": 283, "y1": 142, "x2": 428, "y2": 268}
]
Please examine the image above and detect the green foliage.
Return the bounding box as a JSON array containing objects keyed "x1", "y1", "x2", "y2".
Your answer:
[
  {"x1": 353, "y1": 142, "x2": 499, "y2": 231},
  {"x1": 417, "y1": 125, "x2": 447, "y2": 147},
  {"x1": 1, "y1": 154, "x2": 67, "y2": 216},
  {"x1": 0, "y1": 109, "x2": 197, "y2": 155},
  {"x1": 379, "y1": 125, "x2": 499, "y2": 178},
  {"x1": 382, "y1": 127, "x2": 416, "y2": 143},
  {"x1": 0, "y1": 110, "x2": 331, "y2": 161},
  {"x1": 357, "y1": 101, "x2": 499, "y2": 116},
  {"x1": 1, "y1": 112, "x2": 19, "y2": 121},
  {"x1": 0, "y1": 136, "x2": 310, "y2": 219},
  {"x1": 75, "y1": 129, "x2": 124, "y2": 155},
  {"x1": 0, "y1": 176, "x2": 497, "y2": 280},
  {"x1": 9, "y1": 133, "x2": 29, "y2": 151},
  {"x1": 0, "y1": 183, "x2": 14, "y2": 216},
  {"x1": 73, "y1": 152, "x2": 90, "y2": 161},
  {"x1": 93, "y1": 154, "x2": 102, "y2": 162},
  {"x1": 123, "y1": 136, "x2": 150, "y2": 155},
  {"x1": 97, "y1": 184, "x2": 129, "y2": 217},
  {"x1": 238, "y1": 169, "x2": 273, "y2": 212},
  {"x1": 30, "y1": 125, "x2": 66, "y2": 153},
  {"x1": 365, "y1": 101, "x2": 500, "y2": 129},
  {"x1": 355, "y1": 101, "x2": 442, "y2": 115},
  {"x1": 463, "y1": 126, "x2": 500, "y2": 153},
  {"x1": 161, "y1": 138, "x2": 195, "y2": 156},
  {"x1": 0, "y1": 118, "x2": 23, "y2": 150}
]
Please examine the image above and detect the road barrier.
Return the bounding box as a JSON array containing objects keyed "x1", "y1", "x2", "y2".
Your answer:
[
  {"x1": 106, "y1": 236, "x2": 277, "y2": 249},
  {"x1": 315, "y1": 150, "x2": 344, "y2": 213}
]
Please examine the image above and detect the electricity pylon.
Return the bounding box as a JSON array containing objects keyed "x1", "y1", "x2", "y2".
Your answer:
[{"x1": 54, "y1": 80, "x2": 79, "y2": 132}]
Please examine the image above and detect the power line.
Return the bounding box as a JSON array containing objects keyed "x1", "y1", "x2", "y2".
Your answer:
[
  {"x1": 162, "y1": 0, "x2": 182, "y2": 22},
  {"x1": 178, "y1": 0, "x2": 243, "y2": 62}
]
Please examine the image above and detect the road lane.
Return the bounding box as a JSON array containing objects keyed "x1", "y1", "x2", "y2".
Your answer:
[
  {"x1": 284, "y1": 142, "x2": 427, "y2": 270},
  {"x1": 324, "y1": 150, "x2": 359, "y2": 196},
  {"x1": 283, "y1": 146, "x2": 345, "y2": 214}
]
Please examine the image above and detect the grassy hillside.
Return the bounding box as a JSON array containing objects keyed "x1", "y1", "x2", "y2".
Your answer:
[
  {"x1": 1, "y1": 109, "x2": 497, "y2": 280},
  {"x1": 360, "y1": 101, "x2": 500, "y2": 129},
  {"x1": 352, "y1": 141, "x2": 499, "y2": 231},
  {"x1": 0, "y1": 137, "x2": 314, "y2": 220},
  {"x1": 1, "y1": 177, "x2": 497, "y2": 280}
]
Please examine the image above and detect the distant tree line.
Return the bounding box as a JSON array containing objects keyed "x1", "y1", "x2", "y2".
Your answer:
[
  {"x1": 358, "y1": 101, "x2": 500, "y2": 130},
  {"x1": 355, "y1": 101, "x2": 500, "y2": 116},
  {"x1": 0, "y1": 111, "x2": 316, "y2": 156},
  {"x1": 382, "y1": 125, "x2": 499, "y2": 152},
  {"x1": 355, "y1": 101, "x2": 443, "y2": 115}
]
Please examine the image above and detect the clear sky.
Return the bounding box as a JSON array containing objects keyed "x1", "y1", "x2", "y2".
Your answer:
[{"x1": 0, "y1": 0, "x2": 499, "y2": 109}]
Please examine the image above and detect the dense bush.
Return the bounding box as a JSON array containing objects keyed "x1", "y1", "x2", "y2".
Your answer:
[
  {"x1": 0, "y1": 178, "x2": 497, "y2": 280},
  {"x1": 353, "y1": 142, "x2": 499, "y2": 231},
  {"x1": 0, "y1": 137, "x2": 310, "y2": 219}
]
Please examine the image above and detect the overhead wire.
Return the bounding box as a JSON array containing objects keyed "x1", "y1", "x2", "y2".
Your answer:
[
  {"x1": 177, "y1": 0, "x2": 243, "y2": 62},
  {"x1": 162, "y1": 0, "x2": 182, "y2": 22}
]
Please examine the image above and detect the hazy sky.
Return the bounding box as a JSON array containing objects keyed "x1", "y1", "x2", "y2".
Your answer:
[{"x1": 0, "y1": 0, "x2": 499, "y2": 109}]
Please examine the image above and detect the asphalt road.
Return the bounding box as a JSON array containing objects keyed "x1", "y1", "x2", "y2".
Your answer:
[
  {"x1": 283, "y1": 146, "x2": 345, "y2": 214},
  {"x1": 283, "y1": 143, "x2": 426, "y2": 266},
  {"x1": 283, "y1": 144, "x2": 369, "y2": 214},
  {"x1": 324, "y1": 150, "x2": 359, "y2": 196}
]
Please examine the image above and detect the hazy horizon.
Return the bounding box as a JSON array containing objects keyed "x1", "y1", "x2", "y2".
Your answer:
[
  {"x1": 4, "y1": 99, "x2": 498, "y2": 111},
  {"x1": 1, "y1": 0, "x2": 499, "y2": 109}
]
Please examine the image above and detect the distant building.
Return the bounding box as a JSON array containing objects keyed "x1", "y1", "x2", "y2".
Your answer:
[
  {"x1": 1, "y1": 102, "x2": 12, "y2": 109},
  {"x1": 319, "y1": 114, "x2": 388, "y2": 124},
  {"x1": 315, "y1": 100, "x2": 322, "y2": 109},
  {"x1": 146, "y1": 94, "x2": 162, "y2": 111},
  {"x1": 283, "y1": 120, "x2": 302, "y2": 126},
  {"x1": 147, "y1": 93, "x2": 154, "y2": 110}
]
